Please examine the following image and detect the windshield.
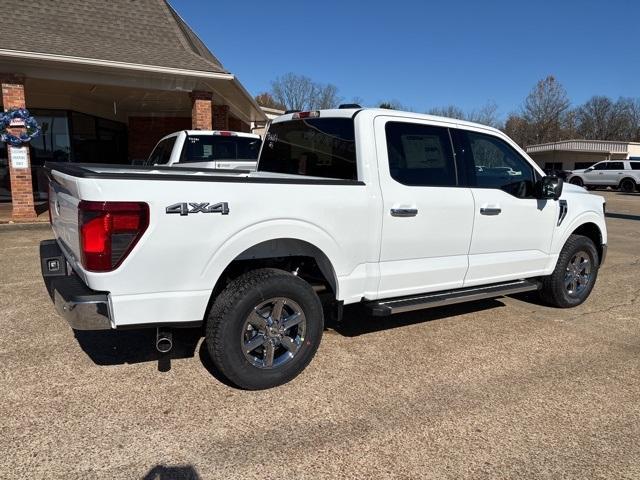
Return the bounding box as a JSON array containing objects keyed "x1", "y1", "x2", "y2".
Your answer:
[
  {"x1": 180, "y1": 135, "x2": 261, "y2": 163},
  {"x1": 258, "y1": 118, "x2": 357, "y2": 180}
]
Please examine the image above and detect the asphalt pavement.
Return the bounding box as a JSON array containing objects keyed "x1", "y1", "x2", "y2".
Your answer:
[{"x1": 0, "y1": 191, "x2": 638, "y2": 479}]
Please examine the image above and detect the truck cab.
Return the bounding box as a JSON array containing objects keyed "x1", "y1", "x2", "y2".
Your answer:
[{"x1": 147, "y1": 130, "x2": 262, "y2": 171}]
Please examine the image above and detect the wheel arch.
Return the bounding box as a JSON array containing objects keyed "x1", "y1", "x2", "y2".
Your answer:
[
  {"x1": 232, "y1": 238, "x2": 339, "y2": 294},
  {"x1": 203, "y1": 234, "x2": 341, "y2": 322},
  {"x1": 618, "y1": 176, "x2": 637, "y2": 188},
  {"x1": 569, "y1": 222, "x2": 604, "y2": 263}
]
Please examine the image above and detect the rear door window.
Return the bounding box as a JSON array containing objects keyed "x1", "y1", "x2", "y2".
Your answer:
[
  {"x1": 384, "y1": 122, "x2": 457, "y2": 186},
  {"x1": 259, "y1": 118, "x2": 357, "y2": 180},
  {"x1": 631, "y1": 162, "x2": 640, "y2": 170},
  {"x1": 607, "y1": 161, "x2": 624, "y2": 170}
]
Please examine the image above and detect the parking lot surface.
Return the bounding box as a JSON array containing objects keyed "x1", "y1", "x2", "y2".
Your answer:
[{"x1": 1, "y1": 191, "x2": 639, "y2": 479}]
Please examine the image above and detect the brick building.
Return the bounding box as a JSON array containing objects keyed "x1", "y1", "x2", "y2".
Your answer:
[{"x1": 0, "y1": 0, "x2": 265, "y2": 219}]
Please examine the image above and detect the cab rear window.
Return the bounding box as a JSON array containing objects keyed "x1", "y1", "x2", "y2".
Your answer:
[
  {"x1": 180, "y1": 135, "x2": 261, "y2": 163},
  {"x1": 258, "y1": 118, "x2": 357, "y2": 180}
]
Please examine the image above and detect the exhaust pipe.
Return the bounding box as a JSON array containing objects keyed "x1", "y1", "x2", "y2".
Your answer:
[{"x1": 156, "y1": 328, "x2": 173, "y2": 353}]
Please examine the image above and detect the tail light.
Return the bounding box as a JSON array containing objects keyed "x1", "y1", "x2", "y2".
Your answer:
[{"x1": 78, "y1": 201, "x2": 149, "y2": 272}]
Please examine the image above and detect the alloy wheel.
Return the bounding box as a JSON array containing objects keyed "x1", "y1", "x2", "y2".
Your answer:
[
  {"x1": 564, "y1": 251, "x2": 592, "y2": 297},
  {"x1": 241, "y1": 297, "x2": 306, "y2": 369}
]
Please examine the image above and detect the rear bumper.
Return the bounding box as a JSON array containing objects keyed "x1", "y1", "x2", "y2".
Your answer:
[{"x1": 40, "y1": 240, "x2": 112, "y2": 330}]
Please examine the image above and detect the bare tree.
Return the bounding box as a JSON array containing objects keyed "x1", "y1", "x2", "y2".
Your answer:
[
  {"x1": 467, "y1": 101, "x2": 502, "y2": 129},
  {"x1": 576, "y1": 96, "x2": 640, "y2": 141},
  {"x1": 503, "y1": 113, "x2": 533, "y2": 147},
  {"x1": 255, "y1": 92, "x2": 285, "y2": 110},
  {"x1": 270, "y1": 73, "x2": 317, "y2": 111},
  {"x1": 522, "y1": 75, "x2": 570, "y2": 143},
  {"x1": 270, "y1": 73, "x2": 342, "y2": 111},
  {"x1": 425, "y1": 101, "x2": 501, "y2": 128},
  {"x1": 379, "y1": 99, "x2": 407, "y2": 110},
  {"x1": 426, "y1": 105, "x2": 466, "y2": 120},
  {"x1": 312, "y1": 83, "x2": 342, "y2": 110}
]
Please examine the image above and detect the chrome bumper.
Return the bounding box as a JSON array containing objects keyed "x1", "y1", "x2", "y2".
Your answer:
[{"x1": 40, "y1": 240, "x2": 112, "y2": 330}]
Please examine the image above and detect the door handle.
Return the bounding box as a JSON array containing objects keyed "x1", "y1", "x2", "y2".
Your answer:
[
  {"x1": 391, "y1": 208, "x2": 418, "y2": 217},
  {"x1": 480, "y1": 207, "x2": 501, "y2": 216}
]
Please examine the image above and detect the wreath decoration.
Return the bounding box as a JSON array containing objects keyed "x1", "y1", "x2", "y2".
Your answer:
[{"x1": 0, "y1": 107, "x2": 40, "y2": 146}]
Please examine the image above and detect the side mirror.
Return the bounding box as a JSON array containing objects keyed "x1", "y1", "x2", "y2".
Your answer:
[
  {"x1": 535, "y1": 176, "x2": 563, "y2": 200},
  {"x1": 585, "y1": 167, "x2": 594, "y2": 172}
]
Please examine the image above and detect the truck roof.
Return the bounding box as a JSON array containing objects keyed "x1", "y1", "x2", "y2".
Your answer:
[
  {"x1": 159, "y1": 130, "x2": 260, "y2": 141},
  {"x1": 271, "y1": 107, "x2": 503, "y2": 136}
]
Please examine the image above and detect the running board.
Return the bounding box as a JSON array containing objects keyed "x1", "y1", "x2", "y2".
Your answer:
[{"x1": 364, "y1": 279, "x2": 541, "y2": 316}]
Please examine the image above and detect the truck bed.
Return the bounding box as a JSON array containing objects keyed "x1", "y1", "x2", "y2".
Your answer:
[{"x1": 45, "y1": 162, "x2": 363, "y2": 185}]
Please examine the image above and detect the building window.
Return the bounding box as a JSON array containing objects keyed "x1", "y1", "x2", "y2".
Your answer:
[
  {"x1": 30, "y1": 110, "x2": 71, "y2": 199},
  {"x1": 544, "y1": 162, "x2": 563, "y2": 172},
  {"x1": 70, "y1": 112, "x2": 127, "y2": 164}
]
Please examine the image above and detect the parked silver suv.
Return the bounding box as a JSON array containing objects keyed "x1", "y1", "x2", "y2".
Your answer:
[{"x1": 568, "y1": 160, "x2": 640, "y2": 192}]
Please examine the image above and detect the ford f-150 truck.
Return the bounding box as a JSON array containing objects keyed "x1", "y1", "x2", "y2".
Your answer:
[{"x1": 40, "y1": 107, "x2": 607, "y2": 390}]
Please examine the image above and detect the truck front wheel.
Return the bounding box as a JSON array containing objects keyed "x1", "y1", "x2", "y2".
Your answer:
[
  {"x1": 205, "y1": 268, "x2": 324, "y2": 389},
  {"x1": 539, "y1": 234, "x2": 599, "y2": 308}
]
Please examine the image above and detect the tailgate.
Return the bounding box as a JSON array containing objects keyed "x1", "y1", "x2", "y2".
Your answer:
[{"x1": 48, "y1": 170, "x2": 82, "y2": 264}]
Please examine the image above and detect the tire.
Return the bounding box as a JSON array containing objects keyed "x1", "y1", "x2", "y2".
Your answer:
[
  {"x1": 539, "y1": 234, "x2": 599, "y2": 308},
  {"x1": 570, "y1": 177, "x2": 583, "y2": 187},
  {"x1": 206, "y1": 268, "x2": 324, "y2": 390},
  {"x1": 619, "y1": 178, "x2": 636, "y2": 193}
]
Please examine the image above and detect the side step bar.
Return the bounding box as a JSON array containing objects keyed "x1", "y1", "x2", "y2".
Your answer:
[{"x1": 364, "y1": 279, "x2": 541, "y2": 316}]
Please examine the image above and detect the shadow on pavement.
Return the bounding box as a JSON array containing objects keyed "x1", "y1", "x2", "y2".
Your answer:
[
  {"x1": 143, "y1": 464, "x2": 201, "y2": 480},
  {"x1": 606, "y1": 212, "x2": 640, "y2": 222},
  {"x1": 73, "y1": 327, "x2": 202, "y2": 366},
  {"x1": 73, "y1": 297, "x2": 518, "y2": 377},
  {"x1": 332, "y1": 298, "x2": 506, "y2": 337}
]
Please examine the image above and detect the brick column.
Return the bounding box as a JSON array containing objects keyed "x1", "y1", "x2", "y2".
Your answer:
[
  {"x1": 213, "y1": 105, "x2": 229, "y2": 130},
  {"x1": 1, "y1": 76, "x2": 37, "y2": 220},
  {"x1": 190, "y1": 91, "x2": 212, "y2": 130}
]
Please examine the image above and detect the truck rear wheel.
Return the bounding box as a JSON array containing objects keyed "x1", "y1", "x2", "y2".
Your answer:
[
  {"x1": 205, "y1": 268, "x2": 324, "y2": 389},
  {"x1": 539, "y1": 234, "x2": 599, "y2": 308}
]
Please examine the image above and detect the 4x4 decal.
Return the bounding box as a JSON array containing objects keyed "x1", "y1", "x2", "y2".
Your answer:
[{"x1": 166, "y1": 202, "x2": 229, "y2": 216}]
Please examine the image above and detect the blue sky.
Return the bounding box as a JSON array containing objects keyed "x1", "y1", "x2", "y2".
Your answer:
[{"x1": 174, "y1": 0, "x2": 639, "y2": 117}]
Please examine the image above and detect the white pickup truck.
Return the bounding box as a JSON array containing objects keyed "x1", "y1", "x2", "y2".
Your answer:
[
  {"x1": 146, "y1": 130, "x2": 261, "y2": 171},
  {"x1": 41, "y1": 107, "x2": 607, "y2": 389}
]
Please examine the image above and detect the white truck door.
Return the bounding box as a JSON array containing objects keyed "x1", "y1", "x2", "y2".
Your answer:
[
  {"x1": 452, "y1": 128, "x2": 557, "y2": 286},
  {"x1": 374, "y1": 117, "x2": 475, "y2": 298}
]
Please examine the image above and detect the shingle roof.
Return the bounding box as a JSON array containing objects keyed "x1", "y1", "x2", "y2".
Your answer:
[{"x1": 11, "y1": 0, "x2": 227, "y2": 74}]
